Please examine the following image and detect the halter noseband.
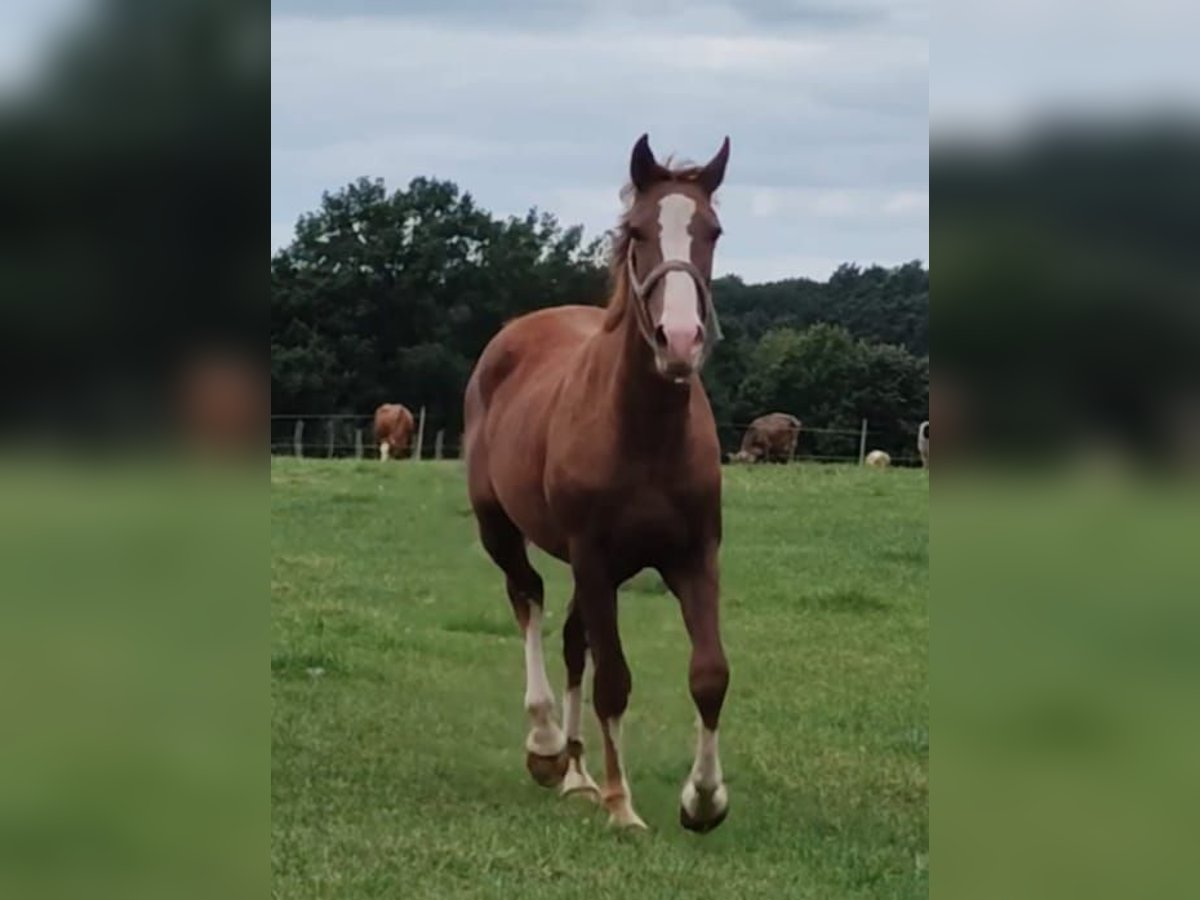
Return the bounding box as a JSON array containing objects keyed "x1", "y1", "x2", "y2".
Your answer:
[{"x1": 625, "y1": 245, "x2": 723, "y2": 367}]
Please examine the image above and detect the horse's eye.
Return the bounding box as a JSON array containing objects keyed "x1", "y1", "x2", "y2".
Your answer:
[{"x1": 712, "y1": 226, "x2": 724, "y2": 240}]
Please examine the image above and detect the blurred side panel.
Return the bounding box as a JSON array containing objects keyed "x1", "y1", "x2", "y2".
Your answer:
[
  {"x1": 0, "y1": 463, "x2": 265, "y2": 900},
  {"x1": 0, "y1": 2, "x2": 267, "y2": 898},
  {"x1": 933, "y1": 2, "x2": 1200, "y2": 898},
  {"x1": 0, "y1": 0, "x2": 267, "y2": 453}
]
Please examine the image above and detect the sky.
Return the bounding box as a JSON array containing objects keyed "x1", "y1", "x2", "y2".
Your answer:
[
  {"x1": 271, "y1": 1, "x2": 929, "y2": 283},
  {"x1": 0, "y1": 0, "x2": 927, "y2": 284},
  {"x1": 5, "y1": 3, "x2": 1194, "y2": 284}
]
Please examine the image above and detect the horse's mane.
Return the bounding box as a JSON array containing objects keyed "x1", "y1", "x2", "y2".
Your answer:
[{"x1": 602, "y1": 157, "x2": 710, "y2": 332}]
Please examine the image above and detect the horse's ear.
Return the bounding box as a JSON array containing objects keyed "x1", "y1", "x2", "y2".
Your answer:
[
  {"x1": 630, "y1": 134, "x2": 668, "y2": 193},
  {"x1": 698, "y1": 136, "x2": 731, "y2": 195}
]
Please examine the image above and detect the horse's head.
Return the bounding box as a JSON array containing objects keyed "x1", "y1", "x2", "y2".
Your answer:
[{"x1": 622, "y1": 134, "x2": 729, "y2": 382}]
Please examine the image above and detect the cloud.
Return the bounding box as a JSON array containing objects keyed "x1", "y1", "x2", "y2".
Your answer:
[
  {"x1": 271, "y1": 6, "x2": 928, "y2": 283},
  {"x1": 747, "y1": 187, "x2": 927, "y2": 219},
  {"x1": 271, "y1": 0, "x2": 927, "y2": 34}
]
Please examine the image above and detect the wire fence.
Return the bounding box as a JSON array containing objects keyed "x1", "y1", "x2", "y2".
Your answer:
[{"x1": 269, "y1": 412, "x2": 925, "y2": 467}]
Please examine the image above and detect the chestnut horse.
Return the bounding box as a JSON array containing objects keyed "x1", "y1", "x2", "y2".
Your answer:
[
  {"x1": 465, "y1": 135, "x2": 731, "y2": 832},
  {"x1": 373, "y1": 403, "x2": 414, "y2": 461}
]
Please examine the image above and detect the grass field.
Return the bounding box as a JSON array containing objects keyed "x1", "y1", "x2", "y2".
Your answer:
[{"x1": 271, "y1": 459, "x2": 928, "y2": 899}]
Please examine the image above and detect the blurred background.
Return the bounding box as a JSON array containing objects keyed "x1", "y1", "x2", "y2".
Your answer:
[
  {"x1": 3, "y1": 0, "x2": 1199, "y2": 896},
  {"x1": 933, "y1": 1, "x2": 1200, "y2": 898},
  {"x1": 0, "y1": 0, "x2": 265, "y2": 455},
  {"x1": 0, "y1": 2, "x2": 265, "y2": 898}
]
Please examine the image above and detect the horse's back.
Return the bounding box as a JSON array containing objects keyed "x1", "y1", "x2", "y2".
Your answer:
[{"x1": 467, "y1": 306, "x2": 602, "y2": 416}]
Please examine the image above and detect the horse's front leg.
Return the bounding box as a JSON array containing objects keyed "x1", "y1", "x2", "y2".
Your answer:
[{"x1": 662, "y1": 548, "x2": 731, "y2": 833}]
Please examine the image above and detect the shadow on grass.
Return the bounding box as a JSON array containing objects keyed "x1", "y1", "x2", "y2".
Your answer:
[{"x1": 798, "y1": 587, "x2": 891, "y2": 613}]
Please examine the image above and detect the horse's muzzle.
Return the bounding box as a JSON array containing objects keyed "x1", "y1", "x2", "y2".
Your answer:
[{"x1": 654, "y1": 322, "x2": 705, "y2": 379}]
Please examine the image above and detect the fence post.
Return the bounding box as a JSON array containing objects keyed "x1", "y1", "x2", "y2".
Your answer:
[
  {"x1": 355, "y1": 428, "x2": 364, "y2": 459},
  {"x1": 411, "y1": 406, "x2": 426, "y2": 460},
  {"x1": 858, "y1": 418, "x2": 868, "y2": 465},
  {"x1": 434, "y1": 429, "x2": 444, "y2": 460},
  {"x1": 293, "y1": 420, "x2": 304, "y2": 457},
  {"x1": 326, "y1": 419, "x2": 335, "y2": 458}
]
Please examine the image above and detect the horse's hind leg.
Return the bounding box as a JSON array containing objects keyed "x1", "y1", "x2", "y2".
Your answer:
[
  {"x1": 570, "y1": 541, "x2": 645, "y2": 829},
  {"x1": 559, "y1": 598, "x2": 601, "y2": 801},
  {"x1": 475, "y1": 503, "x2": 568, "y2": 788}
]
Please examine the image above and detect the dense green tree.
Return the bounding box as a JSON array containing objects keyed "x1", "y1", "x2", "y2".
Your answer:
[
  {"x1": 271, "y1": 177, "x2": 607, "y2": 448},
  {"x1": 712, "y1": 260, "x2": 928, "y2": 356},
  {"x1": 271, "y1": 176, "x2": 928, "y2": 460},
  {"x1": 734, "y1": 324, "x2": 928, "y2": 459}
]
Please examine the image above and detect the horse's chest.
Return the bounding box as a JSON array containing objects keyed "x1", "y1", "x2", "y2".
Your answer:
[
  {"x1": 553, "y1": 481, "x2": 704, "y2": 561},
  {"x1": 610, "y1": 489, "x2": 691, "y2": 549},
  {"x1": 545, "y1": 441, "x2": 719, "y2": 559}
]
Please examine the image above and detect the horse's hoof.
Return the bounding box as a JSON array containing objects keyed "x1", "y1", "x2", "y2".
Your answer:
[
  {"x1": 564, "y1": 784, "x2": 602, "y2": 804},
  {"x1": 560, "y1": 769, "x2": 601, "y2": 803},
  {"x1": 607, "y1": 810, "x2": 649, "y2": 830},
  {"x1": 680, "y1": 782, "x2": 729, "y2": 833},
  {"x1": 680, "y1": 802, "x2": 728, "y2": 833},
  {"x1": 525, "y1": 749, "x2": 569, "y2": 788}
]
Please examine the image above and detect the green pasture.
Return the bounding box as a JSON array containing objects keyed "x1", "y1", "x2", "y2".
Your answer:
[{"x1": 272, "y1": 459, "x2": 927, "y2": 899}]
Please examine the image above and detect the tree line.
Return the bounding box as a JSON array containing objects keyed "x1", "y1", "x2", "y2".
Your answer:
[{"x1": 271, "y1": 177, "x2": 928, "y2": 460}]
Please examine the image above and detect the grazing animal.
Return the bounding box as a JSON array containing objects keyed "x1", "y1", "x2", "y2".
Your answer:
[
  {"x1": 177, "y1": 350, "x2": 265, "y2": 457},
  {"x1": 373, "y1": 403, "x2": 415, "y2": 461},
  {"x1": 464, "y1": 134, "x2": 732, "y2": 833},
  {"x1": 730, "y1": 413, "x2": 801, "y2": 463},
  {"x1": 918, "y1": 421, "x2": 929, "y2": 468},
  {"x1": 865, "y1": 449, "x2": 891, "y2": 468}
]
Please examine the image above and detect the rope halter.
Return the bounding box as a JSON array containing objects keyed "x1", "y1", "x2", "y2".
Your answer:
[{"x1": 625, "y1": 244, "x2": 723, "y2": 369}]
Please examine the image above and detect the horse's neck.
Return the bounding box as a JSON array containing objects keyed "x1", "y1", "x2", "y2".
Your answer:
[{"x1": 592, "y1": 292, "x2": 693, "y2": 433}]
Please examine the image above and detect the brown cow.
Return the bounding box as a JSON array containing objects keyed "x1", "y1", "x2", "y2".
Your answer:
[
  {"x1": 730, "y1": 413, "x2": 801, "y2": 463},
  {"x1": 373, "y1": 403, "x2": 415, "y2": 460}
]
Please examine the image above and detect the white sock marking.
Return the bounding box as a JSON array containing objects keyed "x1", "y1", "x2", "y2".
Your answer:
[
  {"x1": 605, "y1": 716, "x2": 631, "y2": 791},
  {"x1": 523, "y1": 606, "x2": 564, "y2": 755},
  {"x1": 606, "y1": 716, "x2": 623, "y2": 750},
  {"x1": 690, "y1": 725, "x2": 722, "y2": 789},
  {"x1": 681, "y1": 720, "x2": 728, "y2": 819},
  {"x1": 564, "y1": 684, "x2": 583, "y2": 742},
  {"x1": 560, "y1": 675, "x2": 600, "y2": 797},
  {"x1": 602, "y1": 715, "x2": 646, "y2": 827},
  {"x1": 379, "y1": 441, "x2": 390, "y2": 460}
]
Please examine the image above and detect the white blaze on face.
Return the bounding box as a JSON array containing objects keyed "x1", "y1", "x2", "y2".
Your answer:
[{"x1": 656, "y1": 193, "x2": 701, "y2": 349}]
